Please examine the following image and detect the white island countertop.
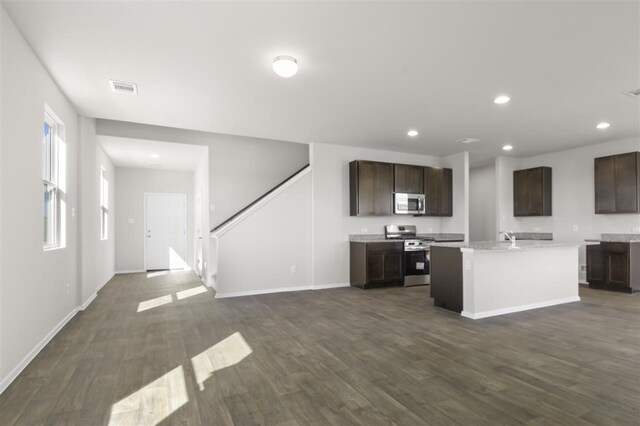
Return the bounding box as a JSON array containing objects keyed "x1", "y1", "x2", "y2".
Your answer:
[
  {"x1": 431, "y1": 240, "x2": 580, "y2": 252},
  {"x1": 430, "y1": 241, "x2": 581, "y2": 319}
]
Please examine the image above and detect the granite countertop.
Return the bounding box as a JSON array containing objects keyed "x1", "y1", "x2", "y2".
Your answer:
[
  {"x1": 350, "y1": 233, "x2": 465, "y2": 243},
  {"x1": 508, "y1": 232, "x2": 553, "y2": 241},
  {"x1": 584, "y1": 233, "x2": 640, "y2": 243},
  {"x1": 431, "y1": 240, "x2": 580, "y2": 252}
]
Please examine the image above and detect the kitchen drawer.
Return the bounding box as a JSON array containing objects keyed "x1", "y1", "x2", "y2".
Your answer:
[{"x1": 366, "y1": 242, "x2": 403, "y2": 253}]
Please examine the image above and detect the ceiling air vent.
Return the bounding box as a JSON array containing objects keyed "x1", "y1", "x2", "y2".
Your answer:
[
  {"x1": 457, "y1": 138, "x2": 480, "y2": 144},
  {"x1": 623, "y1": 89, "x2": 640, "y2": 98},
  {"x1": 109, "y1": 80, "x2": 138, "y2": 95}
]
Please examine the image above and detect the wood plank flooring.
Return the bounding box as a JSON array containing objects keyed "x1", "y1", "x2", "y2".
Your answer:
[{"x1": 0, "y1": 270, "x2": 639, "y2": 425}]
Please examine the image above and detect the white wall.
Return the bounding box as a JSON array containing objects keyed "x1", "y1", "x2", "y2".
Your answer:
[
  {"x1": 215, "y1": 173, "x2": 312, "y2": 297},
  {"x1": 441, "y1": 152, "x2": 469, "y2": 240},
  {"x1": 496, "y1": 138, "x2": 640, "y2": 281},
  {"x1": 94, "y1": 120, "x2": 309, "y2": 229},
  {"x1": 310, "y1": 143, "x2": 468, "y2": 287},
  {"x1": 114, "y1": 168, "x2": 194, "y2": 272},
  {"x1": 79, "y1": 118, "x2": 115, "y2": 305},
  {"x1": 1, "y1": 6, "x2": 80, "y2": 390},
  {"x1": 193, "y1": 155, "x2": 210, "y2": 285},
  {"x1": 469, "y1": 164, "x2": 496, "y2": 241}
]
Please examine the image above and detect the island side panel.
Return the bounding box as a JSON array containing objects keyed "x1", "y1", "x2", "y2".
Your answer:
[
  {"x1": 464, "y1": 246, "x2": 580, "y2": 319},
  {"x1": 430, "y1": 246, "x2": 463, "y2": 313}
]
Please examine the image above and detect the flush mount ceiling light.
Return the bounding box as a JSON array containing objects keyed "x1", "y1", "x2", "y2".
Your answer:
[
  {"x1": 150, "y1": 153, "x2": 160, "y2": 159},
  {"x1": 407, "y1": 130, "x2": 419, "y2": 137},
  {"x1": 502, "y1": 144, "x2": 514, "y2": 151},
  {"x1": 596, "y1": 122, "x2": 611, "y2": 129},
  {"x1": 272, "y1": 56, "x2": 298, "y2": 78},
  {"x1": 494, "y1": 95, "x2": 510, "y2": 104}
]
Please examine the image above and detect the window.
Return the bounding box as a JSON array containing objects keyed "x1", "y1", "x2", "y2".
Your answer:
[
  {"x1": 101, "y1": 167, "x2": 109, "y2": 240},
  {"x1": 43, "y1": 106, "x2": 66, "y2": 249}
]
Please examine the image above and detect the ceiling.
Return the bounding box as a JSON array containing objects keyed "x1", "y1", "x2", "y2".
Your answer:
[
  {"x1": 98, "y1": 136, "x2": 207, "y2": 171},
  {"x1": 3, "y1": 0, "x2": 639, "y2": 165}
]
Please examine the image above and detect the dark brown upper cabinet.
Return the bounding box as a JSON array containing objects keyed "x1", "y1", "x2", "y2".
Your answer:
[
  {"x1": 349, "y1": 160, "x2": 393, "y2": 216},
  {"x1": 594, "y1": 152, "x2": 640, "y2": 214},
  {"x1": 513, "y1": 166, "x2": 552, "y2": 216},
  {"x1": 394, "y1": 164, "x2": 424, "y2": 194},
  {"x1": 423, "y1": 167, "x2": 453, "y2": 217}
]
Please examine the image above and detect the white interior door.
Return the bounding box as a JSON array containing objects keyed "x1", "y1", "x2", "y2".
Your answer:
[{"x1": 145, "y1": 193, "x2": 187, "y2": 271}]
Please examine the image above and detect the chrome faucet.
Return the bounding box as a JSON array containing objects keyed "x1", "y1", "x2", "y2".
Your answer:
[{"x1": 500, "y1": 230, "x2": 517, "y2": 246}]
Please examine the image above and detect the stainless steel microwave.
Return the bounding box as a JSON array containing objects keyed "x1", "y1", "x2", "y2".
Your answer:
[{"x1": 394, "y1": 193, "x2": 426, "y2": 215}]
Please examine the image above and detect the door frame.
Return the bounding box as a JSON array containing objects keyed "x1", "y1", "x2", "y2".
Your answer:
[{"x1": 143, "y1": 192, "x2": 188, "y2": 271}]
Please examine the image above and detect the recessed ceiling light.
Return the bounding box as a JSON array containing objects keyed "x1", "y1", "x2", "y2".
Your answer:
[
  {"x1": 150, "y1": 153, "x2": 160, "y2": 159},
  {"x1": 596, "y1": 122, "x2": 610, "y2": 129},
  {"x1": 407, "y1": 130, "x2": 419, "y2": 137},
  {"x1": 502, "y1": 145, "x2": 513, "y2": 151},
  {"x1": 494, "y1": 95, "x2": 510, "y2": 104},
  {"x1": 272, "y1": 56, "x2": 298, "y2": 78}
]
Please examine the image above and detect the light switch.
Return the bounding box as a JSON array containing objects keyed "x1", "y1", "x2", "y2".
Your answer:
[
  {"x1": 210, "y1": 204, "x2": 216, "y2": 212},
  {"x1": 572, "y1": 225, "x2": 579, "y2": 232},
  {"x1": 128, "y1": 218, "x2": 135, "y2": 224},
  {"x1": 71, "y1": 207, "x2": 76, "y2": 218}
]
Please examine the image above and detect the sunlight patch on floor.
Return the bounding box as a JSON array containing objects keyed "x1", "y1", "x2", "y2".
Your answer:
[
  {"x1": 108, "y1": 365, "x2": 188, "y2": 426},
  {"x1": 176, "y1": 286, "x2": 208, "y2": 300},
  {"x1": 137, "y1": 295, "x2": 173, "y2": 312},
  {"x1": 191, "y1": 332, "x2": 253, "y2": 391},
  {"x1": 147, "y1": 270, "x2": 169, "y2": 278}
]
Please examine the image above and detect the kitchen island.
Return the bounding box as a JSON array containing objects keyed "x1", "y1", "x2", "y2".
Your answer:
[{"x1": 430, "y1": 241, "x2": 580, "y2": 319}]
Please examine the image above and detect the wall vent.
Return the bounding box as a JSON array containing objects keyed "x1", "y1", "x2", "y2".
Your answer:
[
  {"x1": 623, "y1": 89, "x2": 640, "y2": 98},
  {"x1": 457, "y1": 138, "x2": 480, "y2": 144},
  {"x1": 109, "y1": 80, "x2": 138, "y2": 95}
]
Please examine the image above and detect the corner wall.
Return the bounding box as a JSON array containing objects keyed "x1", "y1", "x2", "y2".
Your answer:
[{"x1": 79, "y1": 118, "x2": 115, "y2": 306}]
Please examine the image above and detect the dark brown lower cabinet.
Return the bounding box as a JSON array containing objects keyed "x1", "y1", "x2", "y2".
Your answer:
[
  {"x1": 587, "y1": 242, "x2": 639, "y2": 293},
  {"x1": 350, "y1": 241, "x2": 403, "y2": 288},
  {"x1": 429, "y1": 246, "x2": 463, "y2": 313}
]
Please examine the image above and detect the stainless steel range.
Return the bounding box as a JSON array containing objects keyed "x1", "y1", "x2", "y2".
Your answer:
[{"x1": 385, "y1": 225, "x2": 432, "y2": 287}]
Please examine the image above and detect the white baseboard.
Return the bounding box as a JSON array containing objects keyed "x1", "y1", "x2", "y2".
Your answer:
[
  {"x1": 79, "y1": 293, "x2": 97, "y2": 311},
  {"x1": 96, "y1": 272, "x2": 115, "y2": 292},
  {"x1": 0, "y1": 307, "x2": 79, "y2": 395},
  {"x1": 215, "y1": 282, "x2": 350, "y2": 299},
  {"x1": 461, "y1": 296, "x2": 581, "y2": 320},
  {"x1": 312, "y1": 282, "x2": 350, "y2": 290},
  {"x1": 215, "y1": 285, "x2": 312, "y2": 299},
  {"x1": 115, "y1": 269, "x2": 145, "y2": 274},
  {"x1": 79, "y1": 273, "x2": 115, "y2": 311}
]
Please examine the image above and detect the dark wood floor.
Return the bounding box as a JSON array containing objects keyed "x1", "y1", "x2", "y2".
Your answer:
[{"x1": 1, "y1": 271, "x2": 639, "y2": 425}]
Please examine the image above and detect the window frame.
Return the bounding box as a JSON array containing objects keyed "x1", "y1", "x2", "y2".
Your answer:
[
  {"x1": 100, "y1": 167, "x2": 109, "y2": 241},
  {"x1": 43, "y1": 112, "x2": 59, "y2": 250}
]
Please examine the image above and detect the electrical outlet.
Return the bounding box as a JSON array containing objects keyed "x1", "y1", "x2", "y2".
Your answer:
[
  {"x1": 360, "y1": 228, "x2": 368, "y2": 233},
  {"x1": 428, "y1": 227, "x2": 434, "y2": 233},
  {"x1": 128, "y1": 217, "x2": 135, "y2": 224},
  {"x1": 71, "y1": 207, "x2": 76, "y2": 218},
  {"x1": 464, "y1": 260, "x2": 471, "y2": 271},
  {"x1": 534, "y1": 227, "x2": 540, "y2": 232},
  {"x1": 66, "y1": 283, "x2": 70, "y2": 295},
  {"x1": 290, "y1": 265, "x2": 296, "y2": 273},
  {"x1": 580, "y1": 264, "x2": 586, "y2": 272},
  {"x1": 573, "y1": 225, "x2": 579, "y2": 232}
]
